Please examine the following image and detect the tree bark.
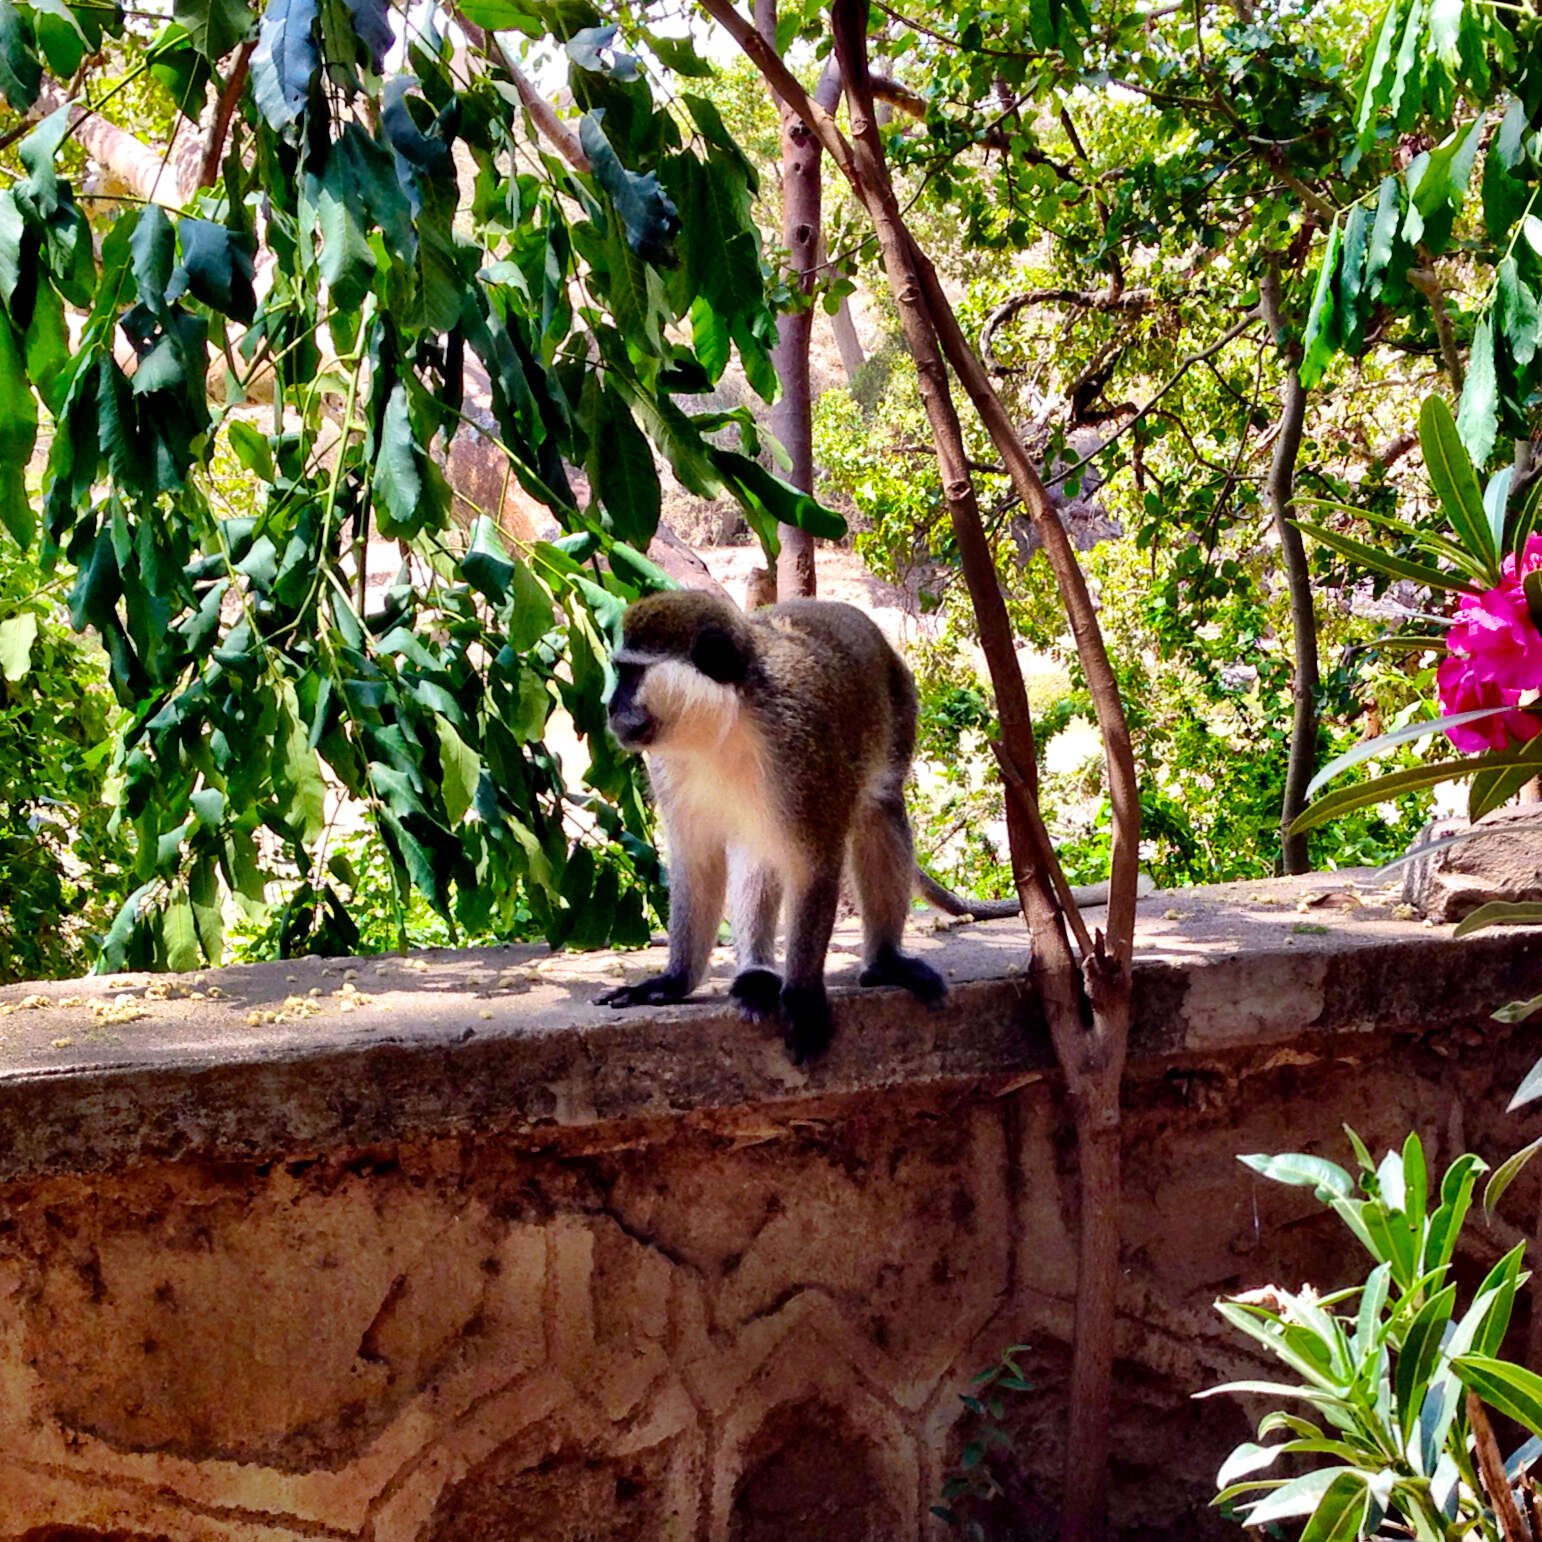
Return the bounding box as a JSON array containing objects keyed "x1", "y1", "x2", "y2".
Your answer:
[
  {"x1": 1260, "y1": 259, "x2": 1319, "y2": 874},
  {"x1": 694, "y1": 4, "x2": 1140, "y2": 1534},
  {"x1": 755, "y1": 4, "x2": 838, "y2": 599}
]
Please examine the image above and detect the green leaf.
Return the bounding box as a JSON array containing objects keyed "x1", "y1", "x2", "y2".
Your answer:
[
  {"x1": 1484, "y1": 1135, "x2": 1542, "y2": 1215},
  {"x1": 30, "y1": 0, "x2": 87, "y2": 77},
  {"x1": 592, "y1": 386, "x2": 660, "y2": 547},
  {"x1": 579, "y1": 114, "x2": 679, "y2": 265},
  {"x1": 1305, "y1": 707, "x2": 1514, "y2": 798},
  {"x1": 1299, "y1": 221, "x2": 1341, "y2": 390},
  {"x1": 1505, "y1": 1051, "x2": 1542, "y2": 1113},
  {"x1": 1239, "y1": 1152, "x2": 1355, "y2": 1201},
  {"x1": 713, "y1": 448, "x2": 846, "y2": 541},
  {"x1": 1336, "y1": 204, "x2": 1371, "y2": 351},
  {"x1": 1456, "y1": 318, "x2": 1499, "y2": 475},
  {"x1": 252, "y1": 0, "x2": 317, "y2": 129},
  {"x1": 0, "y1": 318, "x2": 37, "y2": 548},
  {"x1": 648, "y1": 31, "x2": 714, "y2": 76},
  {"x1": 1246, "y1": 1468, "x2": 1352, "y2": 1525},
  {"x1": 690, "y1": 295, "x2": 731, "y2": 381},
  {"x1": 436, "y1": 718, "x2": 480, "y2": 826},
  {"x1": 274, "y1": 681, "x2": 326, "y2": 846},
  {"x1": 1354, "y1": 0, "x2": 1403, "y2": 151},
  {"x1": 0, "y1": 0, "x2": 41, "y2": 111},
  {"x1": 1484, "y1": 100, "x2": 1531, "y2": 241},
  {"x1": 174, "y1": 0, "x2": 252, "y2": 59},
  {"x1": 1396, "y1": 1284, "x2": 1456, "y2": 1435},
  {"x1": 1421, "y1": 394, "x2": 1496, "y2": 575},
  {"x1": 0, "y1": 611, "x2": 37, "y2": 680},
  {"x1": 175, "y1": 219, "x2": 257, "y2": 323},
  {"x1": 373, "y1": 383, "x2": 424, "y2": 539},
  {"x1": 1292, "y1": 743, "x2": 1542, "y2": 835},
  {"x1": 316, "y1": 157, "x2": 375, "y2": 311},
  {"x1": 1363, "y1": 176, "x2": 1401, "y2": 301},
  {"x1": 1296, "y1": 1471, "x2": 1370, "y2": 1542},
  {"x1": 1452, "y1": 900, "x2": 1542, "y2": 936},
  {"x1": 1294, "y1": 519, "x2": 1472, "y2": 594},
  {"x1": 188, "y1": 852, "x2": 222, "y2": 963},
  {"x1": 1454, "y1": 1355, "x2": 1542, "y2": 1440},
  {"x1": 163, "y1": 896, "x2": 201, "y2": 972}
]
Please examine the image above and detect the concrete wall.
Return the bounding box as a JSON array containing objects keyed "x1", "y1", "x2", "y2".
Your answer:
[{"x1": 0, "y1": 874, "x2": 1539, "y2": 1540}]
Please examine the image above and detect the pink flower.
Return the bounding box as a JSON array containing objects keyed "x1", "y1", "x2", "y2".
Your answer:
[
  {"x1": 1437, "y1": 653, "x2": 1542, "y2": 752},
  {"x1": 1447, "y1": 584, "x2": 1542, "y2": 697},
  {"x1": 1436, "y1": 533, "x2": 1542, "y2": 751}
]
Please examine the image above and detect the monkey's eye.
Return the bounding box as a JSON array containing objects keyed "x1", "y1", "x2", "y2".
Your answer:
[{"x1": 614, "y1": 662, "x2": 645, "y2": 689}]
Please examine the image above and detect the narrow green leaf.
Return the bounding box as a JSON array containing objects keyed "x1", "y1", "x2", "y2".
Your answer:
[
  {"x1": 1396, "y1": 1284, "x2": 1456, "y2": 1436},
  {"x1": 1299, "y1": 217, "x2": 1342, "y2": 389},
  {"x1": 1509, "y1": 1056, "x2": 1542, "y2": 1109},
  {"x1": 1421, "y1": 393, "x2": 1497, "y2": 575},
  {"x1": 1295, "y1": 519, "x2": 1473, "y2": 593},
  {"x1": 0, "y1": 317, "x2": 37, "y2": 547},
  {"x1": 1363, "y1": 176, "x2": 1401, "y2": 299},
  {"x1": 1355, "y1": 0, "x2": 1405, "y2": 150},
  {"x1": 1483, "y1": 1136, "x2": 1542, "y2": 1215},
  {"x1": 1240, "y1": 1152, "x2": 1355, "y2": 1200},
  {"x1": 1292, "y1": 744, "x2": 1542, "y2": 836},
  {"x1": 1453, "y1": 901, "x2": 1542, "y2": 936},
  {"x1": 1305, "y1": 707, "x2": 1510, "y2": 798},
  {"x1": 373, "y1": 383, "x2": 424, "y2": 539},
  {"x1": 592, "y1": 386, "x2": 660, "y2": 548},
  {"x1": 1454, "y1": 1355, "x2": 1542, "y2": 1441}
]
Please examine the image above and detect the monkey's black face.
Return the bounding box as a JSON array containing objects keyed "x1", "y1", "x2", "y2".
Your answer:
[{"x1": 607, "y1": 660, "x2": 657, "y2": 750}]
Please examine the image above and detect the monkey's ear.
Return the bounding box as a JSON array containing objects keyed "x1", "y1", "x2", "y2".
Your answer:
[{"x1": 691, "y1": 625, "x2": 747, "y2": 685}]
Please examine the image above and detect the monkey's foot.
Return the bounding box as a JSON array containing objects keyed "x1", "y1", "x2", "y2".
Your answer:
[
  {"x1": 779, "y1": 984, "x2": 833, "y2": 1065},
  {"x1": 596, "y1": 971, "x2": 690, "y2": 1009},
  {"x1": 729, "y1": 968, "x2": 782, "y2": 1023},
  {"x1": 858, "y1": 947, "x2": 947, "y2": 1006}
]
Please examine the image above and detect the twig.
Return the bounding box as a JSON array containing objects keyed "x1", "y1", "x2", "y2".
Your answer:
[{"x1": 1469, "y1": 1391, "x2": 1533, "y2": 1542}]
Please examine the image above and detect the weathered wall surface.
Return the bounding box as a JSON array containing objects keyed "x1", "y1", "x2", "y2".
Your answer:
[{"x1": 0, "y1": 875, "x2": 1539, "y2": 1541}]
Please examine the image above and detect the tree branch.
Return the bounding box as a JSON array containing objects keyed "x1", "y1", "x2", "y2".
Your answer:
[
  {"x1": 196, "y1": 40, "x2": 255, "y2": 191},
  {"x1": 459, "y1": 16, "x2": 591, "y2": 174},
  {"x1": 1407, "y1": 261, "x2": 1465, "y2": 392},
  {"x1": 1260, "y1": 258, "x2": 1319, "y2": 874}
]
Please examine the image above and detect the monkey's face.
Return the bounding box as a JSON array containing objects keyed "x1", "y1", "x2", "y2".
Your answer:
[
  {"x1": 607, "y1": 658, "x2": 659, "y2": 750},
  {"x1": 607, "y1": 628, "x2": 749, "y2": 755}
]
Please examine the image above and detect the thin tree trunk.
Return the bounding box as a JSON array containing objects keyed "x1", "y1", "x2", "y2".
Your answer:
[
  {"x1": 692, "y1": 13, "x2": 1141, "y2": 1531},
  {"x1": 829, "y1": 295, "x2": 867, "y2": 383},
  {"x1": 1260, "y1": 260, "x2": 1319, "y2": 874},
  {"x1": 755, "y1": 4, "x2": 838, "y2": 599}
]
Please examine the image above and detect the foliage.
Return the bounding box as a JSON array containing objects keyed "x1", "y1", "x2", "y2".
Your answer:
[
  {"x1": 1296, "y1": 395, "x2": 1542, "y2": 839},
  {"x1": 931, "y1": 1343, "x2": 1036, "y2": 1537},
  {"x1": 0, "y1": 0, "x2": 845, "y2": 972},
  {"x1": 1210, "y1": 1131, "x2": 1542, "y2": 1541},
  {"x1": 0, "y1": 541, "x2": 130, "y2": 980}
]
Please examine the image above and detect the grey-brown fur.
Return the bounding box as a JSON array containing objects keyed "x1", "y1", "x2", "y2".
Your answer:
[{"x1": 598, "y1": 591, "x2": 947, "y2": 1061}]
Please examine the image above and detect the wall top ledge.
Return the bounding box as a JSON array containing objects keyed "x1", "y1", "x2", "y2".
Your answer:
[{"x1": 1, "y1": 872, "x2": 1538, "y2": 1182}]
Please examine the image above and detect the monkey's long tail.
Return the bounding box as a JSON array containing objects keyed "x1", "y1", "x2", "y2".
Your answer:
[{"x1": 915, "y1": 867, "x2": 1155, "y2": 921}]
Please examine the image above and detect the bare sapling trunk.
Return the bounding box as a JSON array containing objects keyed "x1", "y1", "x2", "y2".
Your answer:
[
  {"x1": 697, "y1": 2, "x2": 1141, "y2": 1535},
  {"x1": 754, "y1": 5, "x2": 839, "y2": 598},
  {"x1": 1260, "y1": 261, "x2": 1319, "y2": 873}
]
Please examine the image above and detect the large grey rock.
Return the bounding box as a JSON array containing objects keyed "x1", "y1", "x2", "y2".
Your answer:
[{"x1": 1401, "y1": 802, "x2": 1542, "y2": 921}]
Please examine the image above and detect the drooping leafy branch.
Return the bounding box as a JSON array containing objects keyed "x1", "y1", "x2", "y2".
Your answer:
[{"x1": 0, "y1": 0, "x2": 843, "y2": 968}]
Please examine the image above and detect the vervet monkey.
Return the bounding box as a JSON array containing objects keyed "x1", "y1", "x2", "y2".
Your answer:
[{"x1": 596, "y1": 590, "x2": 1133, "y2": 1061}]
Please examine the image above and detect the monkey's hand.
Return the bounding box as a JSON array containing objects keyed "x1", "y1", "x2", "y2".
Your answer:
[
  {"x1": 728, "y1": 969, "x2": 782, "y2": 1023},
  {"x1": 780, "y1": 984, "x2": 833, "y2": 1065},
  {"x1": 595, "y1": 972, "x2": 691, "y2": 1009}
]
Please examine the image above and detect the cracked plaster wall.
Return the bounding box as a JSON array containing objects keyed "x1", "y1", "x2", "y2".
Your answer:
[{"x1": 0, "y1": 1020, "x2": 1539, "y2": 1541}]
